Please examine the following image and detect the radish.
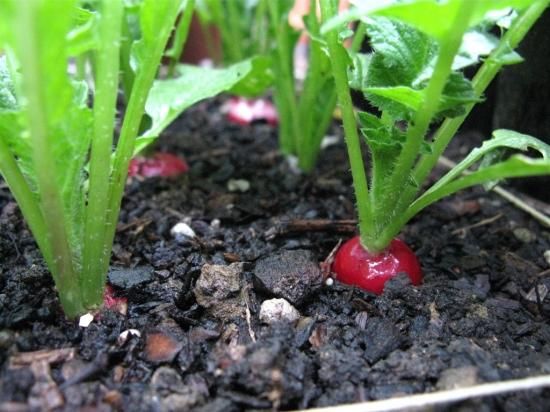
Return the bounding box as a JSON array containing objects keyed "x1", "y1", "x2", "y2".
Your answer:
[
  {"x1": 225, "y1": 97, "x2": 278, "y2": 126},
  {"x1": 320, "y1": 1, "x2": 550, "y2": 295},
  {"x1": 332, "y1": 236, "x2": 422, "y2": 294},
  {"x1": 128, "y1": 152, "x2": 189, "y2": 178}
]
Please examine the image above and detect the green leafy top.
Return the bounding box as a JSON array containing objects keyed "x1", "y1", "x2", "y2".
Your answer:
[{"x1": 351, "y1": 17, "x2": 488, "y2": 121}]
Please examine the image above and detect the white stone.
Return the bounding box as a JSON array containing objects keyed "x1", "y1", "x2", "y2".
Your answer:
[
  {"x1": 117, "y1": 329, "x2": 141, "y2": 345},
  {"x1": 78, "y1": 313, "x2": 94, "y2": 327},
  {"x1": 544, "y1": 250, "x2": 550, "y2": 266},
  {"x1": 320, "y1": 135, "x2": 341, "y2": 149},
  {"x1": 170, "y1": 222, "x2": 196, "y2": 239},
  {"x1": 325, "y1": 277, "x2": 334, "y2": 287},
  {"x1": 286, "y1": 155, "x2": 301, "y2": 175},
  {"x1": 227, "y1": 179, "x2": 250, "y2": 193},
  {"x1": 210, "y1": 218, "x2": 221, "y2": 230},
  {"x1": 259, "y1": 298, "x2": 300, "y2": 324}
]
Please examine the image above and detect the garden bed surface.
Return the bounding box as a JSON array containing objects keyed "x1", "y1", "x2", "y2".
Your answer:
[{"x1": 0, "y1": 100, "x2": 549, "y2": 411}]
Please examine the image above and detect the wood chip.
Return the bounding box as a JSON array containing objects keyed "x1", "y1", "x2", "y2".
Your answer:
[{"x1": 9, "y1": 348, "x2": 75, "y2": 369}]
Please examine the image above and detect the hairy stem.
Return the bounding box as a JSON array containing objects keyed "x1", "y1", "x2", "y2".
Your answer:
[
  {"x1": 15, "y1": 1, "x2": 82, "y2": 317},
  {"x1": 81, "y1": 0, "x2": 123, "y2": 308},
  {"x1": 375, "y1": 3, "x2": 474, "y2": 250},
  {"x1": 100, "y1": 2, "x2": 181, "y2": 295},
  {"x1": 167, "y1": 0, "x2": 195, "y2": 77},
  {"x1": 0, "y1": 137, "x2": 53, "y2": 269},
  {"x1": 268, "y1": 0, "x2": 300, "y2": 154},
  {"x1": 321, "y1": 0, "x2": 374, "y2": 251},
  {"x1": 412, "y1": 0, "x2": 550, "y2": 194}
]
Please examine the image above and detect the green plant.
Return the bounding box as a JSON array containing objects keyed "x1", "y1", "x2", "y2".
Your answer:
[
  {"x1": 0, "y1": 0, "x2": 269, "y2": 317},
  {"x1": 197, "y1": 0, "x2": 341, "y2": 171},
  {"x1": 267, "y1": 0, "x2": 341, "y2": 171},
  {"x1": 195, "y1": 0, "x2": 270, "y2": 65},
  {"x1": 320, "y1": 0, "x2": 550, "y2": 291}
]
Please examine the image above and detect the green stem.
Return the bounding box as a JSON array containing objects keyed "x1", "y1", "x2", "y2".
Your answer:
[
  {"x1": 267, "y1": 0, "x2": 300, "y2": 155},
  {"x1": 120, "y1": 13, "x2": 136, "y2": 103},
  {"x1": 321, "y1": 0, "x2": 373, "y2": 250},
  {"x1": 298, "y1": 18, "x2": 366, "y2": 171},
  {"x1": 412, "y1": 0, "x2": 550, "y2": 195},
  {"x1": 15, "y1": 2, "x2": 82, "y2": 317},
  {"x1": 379, "y1": 0, "x2": 550, "y2": 247},
  {"x1": 297, "y1": 0, "x2": 324, "y2": 170},
  {"x1": 210, "y1": 0, "x2": 239, "y2": 64},
  {"x1": 100, "y1": 2, "x2": 181, "y2": 289},
  {"x1": 0, "y1": 137, "x2": 53, "y2": 269},
  {"x1": 167, "y1": 0, "x2": 195, "y2": 77},
  {"x1": 374, "y1": 4, "x2": 474, "y2": 250},
  {"x1": 226, "y1": 0, "x2": 244, "y2": 62},
  {"x1": 81, "y1": 0, "x2": 123, "y2": 308},
  {"x1": 351, "y1": 21, "x2": 367, "y2": 53},
  {"x1": 253, "y1": 0, "x2": 269, "y2": 55}
]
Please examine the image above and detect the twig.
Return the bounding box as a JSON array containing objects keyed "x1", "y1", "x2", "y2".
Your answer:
[
  {"x1": 242, "y1": 284, "x2": 256, "y2": 343},
  {"x1": 451, "y1": 213, "x2": 503, "y2": 236},
  {"x1": 299, "y1": 375, "x2": 550, "y2": 412},
  {"x1": 9, "y1": 348, "x2": 75, "y2": 369},
  {"x1": 493, "y1": 186, "x2": 550, "y2": 227},
  {"x1": 438, "y1": 156, "x2": 550, "y2": 228}
]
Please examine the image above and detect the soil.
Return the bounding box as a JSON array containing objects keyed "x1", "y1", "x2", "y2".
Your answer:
[{"x1": 1, "y1": 99, "x2": 549, "y2": 411}]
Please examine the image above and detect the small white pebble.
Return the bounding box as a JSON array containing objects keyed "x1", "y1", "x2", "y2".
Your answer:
[
  {"x1": 210, "y1": 218, "x2": 221, "y2": 230},
  {"x1": 325, "y1": 277, "x2": 334, "y2": 287},
  {"x1": 259, "y1": 298, "x2": 300, "y2": 324},
  {"x1": 78, "y1": 313, "x2": 94, "y2": 328},
  {"x1": 227, "y1": 178, "x2": 250, "y2": 193},
  {"x1": 320, "y1": 135, "x2": 341, "y2": 149},
  {"x1": 286, "y1": 155, "x2": 302, "y2": 175},
  {"x1": 544, "y1": 250, "x2": 550, "y2": 267},
  {"x1": 170, "y1": 222, "x2": 196, "y2": 239},
  {"x1": 117, "y1": 329, "x2": 141, "y2": 345}
]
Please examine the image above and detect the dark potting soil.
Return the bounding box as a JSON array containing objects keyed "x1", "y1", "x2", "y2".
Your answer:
[{"x1": 1, "y1": 99, "x2": 550, "y2": 411}]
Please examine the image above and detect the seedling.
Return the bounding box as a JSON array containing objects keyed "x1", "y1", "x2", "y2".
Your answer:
[
  {"x1": 195, "y1": 0, "x2": 270, "y2": 65},
  {"x1": 320, "y1": 0, "x2": 550, "y2": 293},
  {"x1": 199, "y1": 0, "x2": 340, "y2": 171},
  {"x1": 0, "y1": 0, "x2": 269, "y2": 317}
]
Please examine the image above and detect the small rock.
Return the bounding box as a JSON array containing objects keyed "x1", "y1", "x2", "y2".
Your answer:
[
  {"x1": 151, "y1": 367, "x2": 185, "y2": 394},
  {"x1": 0, "y1": 330, "x2": 14, "y2": 350},
  {"x1": 354, "y1": 311, "x2": 369, "y2": 330},
  {"x1": 152, "y1": 369, "x2": 207, "y2": 410},
  {"x1": 210, "y1": 219, "x2": 221, "y2": 230},
  {"x1": 362, "y1": 317, "x2": 404, "y2": 364},
  {"x1": 437, "y1": 366, "x2": 479, "y2": 390},
  {"x1": 78, "y1": 313, "x2": 94, "y2": 328},
  {"x1": 194, "y1": 263, "x2": 245, "y2": 319},
  {"x1": 170, "y1": 222, "x2": 196, "y2": 241},
  {"x1": 103, "y1": 390, "x2": 123, "y2": 410},
  {"x1": 522, "y1": 284, "x2": 548, "y2": 302},
  {"x1": 320, "y1": 135, "x2": 340, "y2": 149},
  {"x1": 227, "y1": 179, "x2": 250, "y2": 193},
  {"x1": 117, "y1": 329, "x2": 141, "y2": 346},
  {"x1": 108, "y1": 266, "x2": 153, "y2": 290},
  {"x1": 253, "y1": 250, "x2": 322, "y2": 305},
  {"x1": 295, "y1": 317, "x2": 317, "y2": 348},
  {"x1": 145, "y1": 331, "x2": 183, "y2": 363},
  {"x1": 544, "y1": 250, "x2": 550, "y2": 266},
  {"x1": 259, "y1": 298, "x2": 300, "y2": 324},
  {"x1": 513, "y1": 227, "x2": 536, "y2": 243},
  {"x1": 474, "y1": 274, "x2": 491, "y2": 299}
]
